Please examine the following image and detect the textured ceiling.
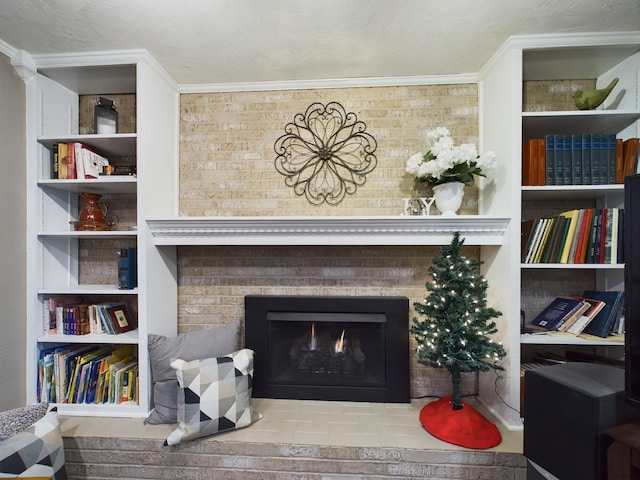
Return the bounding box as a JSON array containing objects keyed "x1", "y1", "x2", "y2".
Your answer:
[{"x1": 1, "y1": 0, "x2": 639, "y2": 85}]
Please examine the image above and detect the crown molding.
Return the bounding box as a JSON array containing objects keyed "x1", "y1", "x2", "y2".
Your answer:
[
  {"x1": 30, "y1": 49, "x2": 152, "y2": 68},
  {"x1": 0, "y1": 38, "x2": 16, "y2": 59},
  {"x1": 10, "y1": 49, "x2": 37, "y2": 84},
  {"x1": 178, "y1": 73, "x2": 479, "y2": 93}
]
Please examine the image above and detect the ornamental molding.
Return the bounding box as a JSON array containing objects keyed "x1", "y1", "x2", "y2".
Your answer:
[{"x1": 147, "y1": 216, "x2": 509, "y2": 246}]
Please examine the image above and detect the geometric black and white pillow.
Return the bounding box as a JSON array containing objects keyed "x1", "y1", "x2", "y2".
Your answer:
[
  {"x1": 165, "y1": 349, "x2": 261, "y2": 446},
  {"x1": 0, "y1": 407, "x2": 68, "y2": 479}
]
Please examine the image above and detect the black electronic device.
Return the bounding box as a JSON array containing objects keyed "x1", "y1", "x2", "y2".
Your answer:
[
  {"x1": 524, "y1": 362, "x2": 637, "y2": 480},
  {"x1": 625, "y1": 173, "x2": 640, "y2": 407}
]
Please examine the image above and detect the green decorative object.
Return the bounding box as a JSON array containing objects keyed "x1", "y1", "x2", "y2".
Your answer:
[
  {"x1": 410, "y1": 232, "x2": 507, "y2": 410},
  {"x1": 572, "y1": 77, "x2": 619, "y2": 110}
]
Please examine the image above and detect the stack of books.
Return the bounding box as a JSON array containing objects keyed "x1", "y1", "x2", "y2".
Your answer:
[
  {"x1": 522, "y1": 135, "x2": 639, "y2": 186},
  {"x1": 521, "y1": 208, "x2": 624, "y2": 264},
  {"x1": 525, "y1": 290, "x2": 624, "y2": 338}
]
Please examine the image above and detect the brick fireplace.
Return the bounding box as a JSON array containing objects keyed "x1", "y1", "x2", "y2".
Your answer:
[{"x1": 244, "y1": 294, "x2": 410, "y2": 403}]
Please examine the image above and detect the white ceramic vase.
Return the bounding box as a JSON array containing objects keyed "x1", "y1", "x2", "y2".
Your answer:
[{"x1": 432, "y1": 181, "x2": 464, "y2": 216}]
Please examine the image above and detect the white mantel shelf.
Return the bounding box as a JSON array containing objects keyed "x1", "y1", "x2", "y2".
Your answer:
[{"x1": 146, "y1": 216, "x2": 509, "y2": 246}]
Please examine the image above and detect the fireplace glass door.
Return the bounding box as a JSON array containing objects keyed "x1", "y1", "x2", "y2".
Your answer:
[{"x1": 267, "y1": 312, "x2": 386, "y2": 390}]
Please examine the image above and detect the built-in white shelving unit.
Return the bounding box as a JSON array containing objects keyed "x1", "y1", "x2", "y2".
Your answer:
[
  {"x1": 479, "y1": 32, "x2": 640, "y2": 430},
  {"x1": 24, "y1": 51, "x2": 178, "y2": 417}
]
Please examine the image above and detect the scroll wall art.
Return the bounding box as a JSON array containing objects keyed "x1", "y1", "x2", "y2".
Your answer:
[{"x1": 274, "y1": 101, "x2": 377, "y2": 206}]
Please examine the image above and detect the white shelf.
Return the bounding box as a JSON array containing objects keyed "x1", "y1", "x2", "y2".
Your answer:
[
  {"x1": 522, "y1": 110, "x2": 640, "y2": 140},
  {"x1": 38, "y1": 329, "x2": 139, "y2": 344},
  {"x1": 38, "y1": 177, "x2": 137, "y2": 194},
  {"x1": 38, "y1": 231, "x2": 137, "y2": 238},
  {"x1": 521, "y1": 263, "x2": 624, "y2": 269},
  {"x1": 521, "y1": 332, "x2": 624, "y2": 346},
  {"x1": 522, "y1": 184, "x2": 624, "y2": 201},
  {"x1": 38, "y1": 285, "x2": 138, "y2": 295},
  {"x1": 147, "y1": 215, "x2": 510, "y2": 246},
  {"x1": 38, "y1": 134, "x2": 137, "y2": 157}
]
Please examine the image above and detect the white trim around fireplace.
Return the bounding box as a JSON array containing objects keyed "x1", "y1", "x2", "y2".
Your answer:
[{"x1": 146, "y1": 216, "x2": 509, "y2": 246}]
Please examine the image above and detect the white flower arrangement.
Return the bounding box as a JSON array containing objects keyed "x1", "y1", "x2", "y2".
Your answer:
[{"x1": 406, "y1": 127, "x2": 496, "y2": 187}]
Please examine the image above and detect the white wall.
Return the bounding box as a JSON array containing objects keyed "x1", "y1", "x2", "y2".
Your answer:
[{"x1": 0, "y1": 52, "x2": 26, "y2": 410}]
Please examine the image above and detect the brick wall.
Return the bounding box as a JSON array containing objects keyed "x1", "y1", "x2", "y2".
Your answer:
[{"x1": 177, "y1": 84, "x2": 482, "y2": 398}]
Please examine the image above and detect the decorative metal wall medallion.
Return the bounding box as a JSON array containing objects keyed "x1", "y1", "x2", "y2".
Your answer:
[{"x1": 274, "y1": 102, "x2": 377, "y2": 206}]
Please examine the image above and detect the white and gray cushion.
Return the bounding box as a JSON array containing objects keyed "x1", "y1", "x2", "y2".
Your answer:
[{"x1": 165, "y1": 348, "x2": 261, "y2": 446}]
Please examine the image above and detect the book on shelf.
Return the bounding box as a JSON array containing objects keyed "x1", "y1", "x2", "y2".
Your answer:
[
  {"x1": 581, "y1": 290, "x2": 624, "y2": 338},
  {"x1": 530, "y1": 218, "x2": 553, "y2": 263},
  {"x1": 529, "y1": 297, "x2": 588, "y2": 331},
  {"x1": 57, "y1": 143, "x2": 68, "y2": 179},
  {"x1": 37, "y1": 344, "x2": 137, "y2": 405},
  {"x1": 80, "y1": 144, "x2": 110, "y2": 178},
  {"x1": 521, "y1": 218, "x2": 538, "y2": 263},
  {"x1": 66, "y1": 142, "x2": 77, "y2": 180},
  {"x1": 526, "y1": 134, "x2": 631, "y2": 186},
  {"x1": 623, "y1": 137, "x2": 639, "y2": 177},
  {"x1": 521, "y1": 207, "x2": 623, "y2": 265},
  {"x1": 556, "y1": 300, "x2": 591, "y2": 332},
  {"x1": 104, "y1": 303, "x2": 137, "y2": 334},
  {"x1": 522, "y1": 139, "x2": 546, "y2": 186},
  {"x1": 558, "y1": 209, "x2": 580, "y2": 263},
  {"x1": 49, "y1": 142, "x2": 110, "y2": 179},
  {"x1": 43, "y1": 300, "x2": 137, "y2": 336},
  {"x1": 50, "y1": 143, "x2": 59, "y2": 179},
  {"x1": 566, "y1": 297, "x2": 607, "y2": 335}
]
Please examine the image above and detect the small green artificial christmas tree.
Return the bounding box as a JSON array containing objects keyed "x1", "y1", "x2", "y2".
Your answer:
[{"x1": 410, "y1": 232, "x2": 507, "y2": 410}]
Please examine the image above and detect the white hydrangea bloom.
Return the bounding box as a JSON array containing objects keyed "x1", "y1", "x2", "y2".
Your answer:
[
  {"x1": 405, "y1": 127, "x2": 495, "y2": 186},
  {"x1": 476, "y1": 150, "x2": 497, "y2": 175},
  {"x1": 406, "y1": 152, "x2": 424, "y2": 175}
]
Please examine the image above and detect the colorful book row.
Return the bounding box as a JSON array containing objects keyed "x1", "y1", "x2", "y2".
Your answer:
[
  {"x1": 37, "y1": 344, "x2": 137, "y2": 405},
  {"x1": 45, "y1": 298, "x2": 137, "y2": 336},
  {"x1": 50, "y1": 142, "x2": 110, "y2": 180},
  {"x1": 521, "y1": 208, "x2": 624, "y2": 265},
  {"x1": 522, "y1": 136, "x2": 639, "y2": 186}
]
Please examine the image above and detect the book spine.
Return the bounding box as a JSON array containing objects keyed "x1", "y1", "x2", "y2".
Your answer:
[
  {"x1": 616, "y1": 138, "x2": 624, "y2": 184},
  {"x1": 537, "y1": 139, "x2": 546, "y2": 185},
  {"x1": 66, "y1": 142, "x2": 76, "y2": 179},
  {"x1": 562, "y1": 135, "x2": 572, "y2": 185},
  {"x1": 607, "y1": 134, "x2": 617, "y2": 184},
  {"x1": 522, "y1": 139, "x2": 537, "y2": 186},
  {"x1": 591, "y1": 134, "x2": 602, "y2": 185},
  {"x1": 51, "y1": 143, "x2": 59, "y2": 179},
  {"x1": 545, "y1": 135, "x2": 555, "y2": 185},
  {"x1": 571, "y1": 134, "x2": 583, "y2": 185},
  {"x1": 553, "y1": 134, "x2": 564, "y2": 185},
  {"x1": 582, "y1": 134, "x2": 591, "y2": 184}
]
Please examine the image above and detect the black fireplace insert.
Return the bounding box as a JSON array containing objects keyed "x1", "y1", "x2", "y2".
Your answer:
[{"x1": 245, "y1": 295, "x2": 410, "y2": 403}]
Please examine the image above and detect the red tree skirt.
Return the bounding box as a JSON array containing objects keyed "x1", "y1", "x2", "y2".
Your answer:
[{"x1": 419, "y1": 395, "x2": 502, "y2": 449}]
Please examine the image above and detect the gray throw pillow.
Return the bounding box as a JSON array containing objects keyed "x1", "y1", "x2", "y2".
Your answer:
[
  {"x1": 0, "y1": 402, "x2": 49, "y2": 441},
  {"x1": 145, "y1": 320, "x2": 241, "y2": 424}
]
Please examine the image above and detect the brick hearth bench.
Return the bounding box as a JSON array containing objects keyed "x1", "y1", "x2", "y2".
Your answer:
[{"x1": 60, "y1": 398, "x2": 526, "y2": 480}]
